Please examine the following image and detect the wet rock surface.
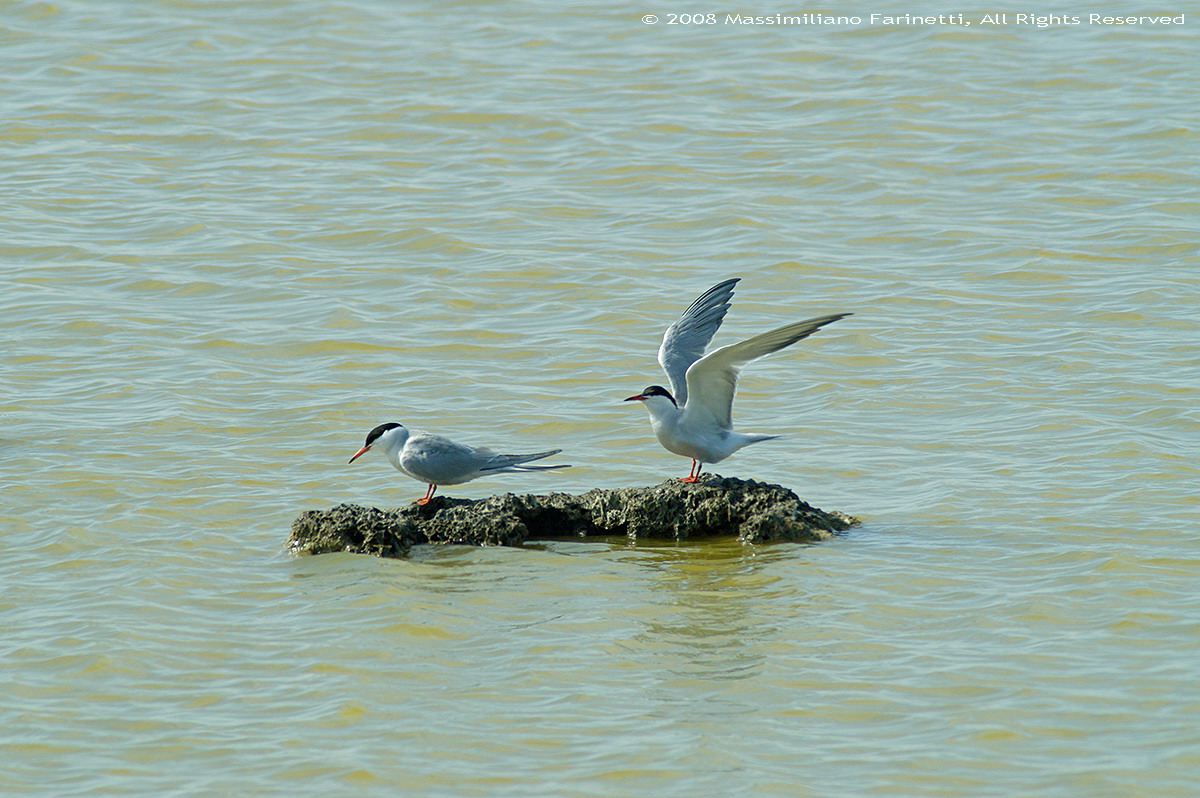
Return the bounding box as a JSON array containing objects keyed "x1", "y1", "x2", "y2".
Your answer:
[{"x1": 289, "y1": 474, "x2": 860, "y2": 557}]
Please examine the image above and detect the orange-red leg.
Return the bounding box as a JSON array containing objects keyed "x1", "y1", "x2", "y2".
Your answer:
[
  {"x1": 681, "y1": 459, "x2": 702, "y2": 483},
  {"x1": 417, "y1": 484, "x2": 437, "y2": 506}
]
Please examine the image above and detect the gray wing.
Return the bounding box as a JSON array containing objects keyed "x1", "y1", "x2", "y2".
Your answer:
[
  {"x1": 400, "y1": 432, "x2": 496, "y2": 485},
  {"x1": 682, "y1": 313, "x2": 851, "y2": 430},
  {"x1": 657, "y1": 278, "x2": 740, "y2": 407},
  {"x1": 480, "y1": 449, "x2": 569, "y2": 472}
]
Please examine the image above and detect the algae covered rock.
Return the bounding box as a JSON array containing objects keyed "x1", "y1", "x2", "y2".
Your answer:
[{"x1": 289, "y1": 474, "x2": 859, "y2": 557}]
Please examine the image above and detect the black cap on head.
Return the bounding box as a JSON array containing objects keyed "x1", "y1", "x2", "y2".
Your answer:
[
  {"x1": 627, "y1": 385, "x2": 676, "y2": 406},
  {"x1": 364, "y1": 422, "x2": 404, "y2": 446}
]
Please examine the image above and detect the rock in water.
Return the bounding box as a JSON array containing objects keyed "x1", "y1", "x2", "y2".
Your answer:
[{"x1": 289, "y1": 475, "x2": 860, "y2": 557}]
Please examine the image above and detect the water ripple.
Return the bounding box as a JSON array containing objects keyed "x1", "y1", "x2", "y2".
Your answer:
[{"x1": 2, "y1": 3, "x2": 1197, "y2": 797}]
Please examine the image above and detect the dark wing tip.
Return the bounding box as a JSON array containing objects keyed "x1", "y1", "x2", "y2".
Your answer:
[{"x1": 679, "y1": 278, "x2": 741, "y2": 316}]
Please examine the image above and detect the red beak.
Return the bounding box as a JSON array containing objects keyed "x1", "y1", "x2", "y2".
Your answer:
[
  {"x1": 348, "y1": 445, "x2": 371, "y2": 464},
  {"x1": 624, "y1": 394, "x2": 647, "y2": 402}
]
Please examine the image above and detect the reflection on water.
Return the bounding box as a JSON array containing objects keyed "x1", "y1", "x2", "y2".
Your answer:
[{"x1": 630, "y1": 544, "x2": 786, "y2": 683}]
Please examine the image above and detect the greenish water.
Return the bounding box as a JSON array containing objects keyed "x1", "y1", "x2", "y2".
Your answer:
[{"x1": 3, "y1": 2, "x2": 1197, "y2": 796}]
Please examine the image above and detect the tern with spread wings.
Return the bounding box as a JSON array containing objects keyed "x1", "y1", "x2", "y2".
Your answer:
[
  {"x1": 624, "y1": 278, "x2": 849, "y2": 482},
  {"x1": 348, "y1": 422, "x2": 569, "y2": 505}
]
